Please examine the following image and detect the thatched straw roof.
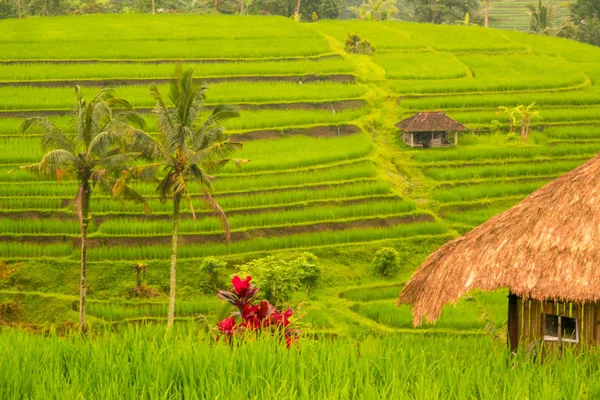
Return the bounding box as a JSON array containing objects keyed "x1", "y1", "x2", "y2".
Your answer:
[
  {"x1": 398, "y1": 154, "x2": 600, "y2": 326},
  {"x1": 395, "y1": 111, "x2": 466, "y2": 133}
]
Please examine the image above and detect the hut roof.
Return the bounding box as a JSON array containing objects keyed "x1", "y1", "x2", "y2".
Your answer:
[
  {"x1": 398, "y1": 153, "x2": 600, "y2": 326},
  {"x1": 395, "y1": 111, "x2": 466, "y2": 133}
]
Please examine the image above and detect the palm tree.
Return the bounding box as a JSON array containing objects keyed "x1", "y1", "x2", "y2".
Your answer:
[
  {"x1": 348, "y1": 0, "x2": 398, "y2": 20},
  {"x1": 497, "y1": 106, "x2": 518, "y2": 134},
  {"x1": 125, "y1": 67, "x2": 243, "y2": 329},
  {"x1": 20, "y1": 86, "x2": 148, "y2": 331},
  {"x1": 516, "y1": 102, "x2": 542, "y2": 141},
  {"x1": 527, "y1": 0, "x2": 556, "y2": 34}
]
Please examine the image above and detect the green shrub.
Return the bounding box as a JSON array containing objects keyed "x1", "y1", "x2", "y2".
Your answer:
[
  {"x1": 372, "y1": 247, "x2": 400, "y2": 277},
  {"x1": 345, "y1": 32, "x2": 375, "y2": 55},
  {"x1": 236, "y1": 252, "x2": 321, "y2": 304},
  {"x1": 200, "y1": 257, "x2": 227, "y2": 292}
]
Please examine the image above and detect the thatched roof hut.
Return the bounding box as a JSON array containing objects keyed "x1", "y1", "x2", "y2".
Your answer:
[
  {"x1": 395, "y1": 111, "x2": 466, "y2": 133},
  {"x1": 398, "y1": 154, "x2": 600, "y2": 348},
  {"x1": 396, "y1": 111, "x2": 465, "y2": 148}
]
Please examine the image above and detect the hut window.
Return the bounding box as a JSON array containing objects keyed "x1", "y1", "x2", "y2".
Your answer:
[{"x1": 543, "y1": 314, "x2": 579, "y2": 343}]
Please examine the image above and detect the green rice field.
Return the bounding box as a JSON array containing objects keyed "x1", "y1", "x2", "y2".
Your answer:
[{"x1": 0, "y1": 13, "x2": 599, "y2": 398}]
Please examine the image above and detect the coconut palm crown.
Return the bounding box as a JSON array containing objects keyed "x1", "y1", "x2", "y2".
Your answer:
[
  {"x1": 123, "y1": 67, "x2": 244, "y2": 329},
  {"x1": 20, "y1": 86, "x2": 149, "y2": 330}
]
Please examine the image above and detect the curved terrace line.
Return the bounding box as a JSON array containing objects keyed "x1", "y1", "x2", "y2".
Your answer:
[
  {"x1": 0, "y1": 54, "x2": 342, "y2": 65},
  {"x1": 0, "y1": 74, "x2": 356, "y2": 87}
]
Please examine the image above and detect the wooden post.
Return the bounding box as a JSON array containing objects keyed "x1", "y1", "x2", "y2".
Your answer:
[
  {"x1": 454, "y1": 131, "x2": 458, "y2": 145},
  {"x1": 410, "y1": 133, "x2": 414, "y2": 148},
  {"x1": 508, "y1": 292, "x2": 519, "y2": 352}
]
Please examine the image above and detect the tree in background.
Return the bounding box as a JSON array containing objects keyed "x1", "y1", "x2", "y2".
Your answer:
[
  {"x1": 527, "y1": 0, "x2": 556, "y2": 34},
  {"x1": 557, "y1": 0, "x2": 600, "y2": 46},
  {"x1": 403, "y1": 0, "x2": 478, "y2": 24},
  {"x1": 347, "y1": 0, "x2": 398, "y2": 20},
  {"x1": 19, "y1": 87, "x2": 147, "y2": 331},
  {"x1": 516, "y1": 102, "x2": 541, "y2": 141},
  {"x1": 317, "y1": 0, "x2": 339, "y2": 17},
  {"x1": 125, "y1": 67, "x2": 243, "y2": 329}
]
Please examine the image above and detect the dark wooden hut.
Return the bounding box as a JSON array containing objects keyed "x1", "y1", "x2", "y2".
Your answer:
[
  {"x1": 395, "y1": 111, "x2": 465, "y2": 148},
  {"x1": 398, "y1": 154, "x2": 600, "y2": 351}
]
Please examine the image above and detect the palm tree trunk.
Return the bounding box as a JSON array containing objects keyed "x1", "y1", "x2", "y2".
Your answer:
[
  {"x1": 167, "y1": 194, "x2": 181, "y2": 330},
  {"x1": 485, "y1": 0, "x2": 489, "y2": 27},
  {"x1": 239, "y1": 0, "x2": 244, "y2": 14},
  {"x1": 152, "y1": 0, "x2": 155, "y2": 14},
  {"x1": 79, "y1": 180, "x2": 91, "y2": 332},
  {"x1": 293, "y1": 0, "x2": 301, "y2": 21},
  {"x1": 16, "y1": 0, "x2": 21, "y2": 18}
]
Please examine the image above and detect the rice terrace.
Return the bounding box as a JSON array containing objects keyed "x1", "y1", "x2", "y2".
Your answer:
[{"x1": 2, "y1": 2, "x2": 600, "y2": 397}]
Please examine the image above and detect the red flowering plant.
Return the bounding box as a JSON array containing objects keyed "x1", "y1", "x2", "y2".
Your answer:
[{"x1": 216, "y1": 275, "x2": 298, "y2": 347}]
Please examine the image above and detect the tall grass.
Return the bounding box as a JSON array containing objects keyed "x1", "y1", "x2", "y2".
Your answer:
[
  {"x1": 220, "y1": 133, "x2": 373, "y2": 173},
  {"x1": 312, "y1": 20, "x2": 427, "y2": 50},
  {"x1": 0, "y1": 242, "x2": 72, "y2": 257},
  {"x1": 448, "y1": 107, "x2": 600, "y2": 125},
  {"x1": 0, "y1": 59, "x2": 354, "y2": 81},
  {"x1": 86, "y1": 223, "x2": 449, "y2": 260},
  {"x1": 0, "y1": 82, "x2": 366, "y2": 110},
  {"x1": 0, "y1": 218, "x2": 80, "y2": 234},
  {"x1": 389, "y1": 22, "x2": 527, "y2": 51},
  {"x1": 411, "y1": 143, "x2": 600, "y2": 163},
  {"x1": 2, "y1": 326, "x2": 598, "y2": 399},
  {"x1": 423, "y1": 160, "x2": 583, "y2": 181},
  {"x1": 354, "y1": 290, "x2": 507, "y2": 330},
  {"x1": 432, "y1": 180, "x2": 549, "y2": 202},
  {"x1": 86, "y1": 299, "x2": 220, "y2": 321},
  {"x1": 390, "y1": 55, "x2": 586, "y2": 94},
  {"x1": 223, "y1": 107, "x2": 369, "y2": 131},
  {"x1": 95, "y1": 199, "x2": 416, "y2": 235},
  {"x1": 442, "y1": 207, "x2": 511, "y2": 226},
  {"x1": 543, "y1": 125, "x2": 600, "y2": 139},
  {"x1": 373, "y1": 52, "x2": 468, "y2": 80},
  {"x1": 0, "y1": 133, "x2": 372, "y2": 170}
]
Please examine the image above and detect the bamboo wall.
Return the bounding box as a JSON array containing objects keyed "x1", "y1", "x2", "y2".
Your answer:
[{"x1": 516, "y1": 298, "x2": 600, "y2": 349}]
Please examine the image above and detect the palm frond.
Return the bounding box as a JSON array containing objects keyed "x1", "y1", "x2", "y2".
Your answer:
[
  {"x1": 110, "y1": 173, "x2": 151, "y2": 216},
  {"x1": 204, "y1": 191, "x2": 231, "y2": 243},
  {"x1": 38, "y1": 149, "x2": 78, "y2": 176},
  {"x1": 190, "y1": 141, "x2": 243, "y2": 165},
  {"x1": 156, "y1": 173, "x2": 175, "y2": 204},
  {"x1": 106, "y1": 97, "x2": 134, "y2": 111},
  {"x1": 123, "y1": 128, "x2": 168, "y2": 161},
  {"x1": 149, "y1": 83, "x2": 177, "y2": 150},
  {"x1": 188, "y1": 163, "x2": 215, "y2": 192},
  {"x1": 123, "y1": 163, "x2": 161, "y2": 182},
  {"x1": 88, "y1": 130, "x2": 125, "y2": 157},
  {"x1": 193, "y1": 104, "x2": 239, "y2": 150},
  {"x1": 21, "y1": 117, "x2": 75, "y2": 153},
  {"x1": 99, "y1": 152, "x2": 140, "y2": 170}
]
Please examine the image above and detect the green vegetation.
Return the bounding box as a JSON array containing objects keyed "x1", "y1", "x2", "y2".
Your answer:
[
  {"x1": 2, "y1": 15, "x2": 600, "y2": 397},
  {"x1": 4, "y1": 327, "x2": 600, "y2": 399}
]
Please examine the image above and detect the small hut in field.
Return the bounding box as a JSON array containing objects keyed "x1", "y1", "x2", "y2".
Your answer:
[
  {"x1": 398, "y1": 154, "x2": 600, "y2": 351},
  {"x1": 395, "y1": 111, "x2": 465, "y2": 149}
]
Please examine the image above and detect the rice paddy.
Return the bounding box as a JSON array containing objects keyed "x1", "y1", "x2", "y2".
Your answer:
[{"x1": 1, "y1": 14, "x2": 600, "y2": 398}]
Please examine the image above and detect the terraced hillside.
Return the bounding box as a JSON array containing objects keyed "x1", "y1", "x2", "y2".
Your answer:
[
  {"x1": 1, "y1": 15, "x2": 600, "y2": 333},
  {"x1": 488, "y1": 0, "x2": 574, "y2": 31}
]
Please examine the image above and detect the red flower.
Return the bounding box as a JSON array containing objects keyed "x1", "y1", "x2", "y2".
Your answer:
[
  {"x1": 271, "y1": 308, "x2": 293, "y2": 327},
  {"x1": 232, "y1": 275, "x2": 252, "y2": 297},
  {"x1": 217, "y1": 316, "x2": 236, "y2": 335}
]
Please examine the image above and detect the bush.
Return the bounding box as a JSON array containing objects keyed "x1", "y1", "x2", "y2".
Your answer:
[
  {"x1": 236, "y1": 253, "x2": 320, "y2": 304},
  {"x1": 345, "y1": 32, "x2": 375, "y2": 55},
  {"x1": 372, "y1": 247, "x2": 400, "y2": 277},
  {"x1": 200, "y1": 257, "x2": 227, "y2": 292}
]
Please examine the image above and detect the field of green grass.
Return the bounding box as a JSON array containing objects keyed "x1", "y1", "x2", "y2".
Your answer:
[{"x1": 1, "y1": 14, "x2": 600, "y2": 397}]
